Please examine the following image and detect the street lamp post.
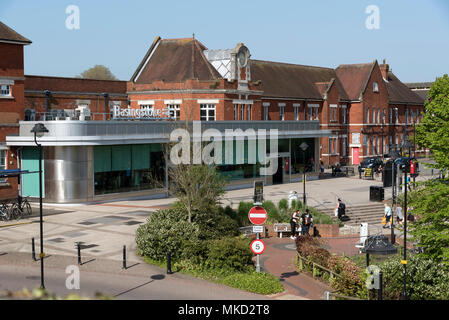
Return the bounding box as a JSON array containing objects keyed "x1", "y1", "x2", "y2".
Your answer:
[
  {"x1": 399, "y1": 127, "x2": 413, "y2": 300},
  {"x1": 300, "y1": 142, "x2": 309, "y2": 207},
  {"x1": 31, "y1": 123, "x2": 49, "y2": 289}
]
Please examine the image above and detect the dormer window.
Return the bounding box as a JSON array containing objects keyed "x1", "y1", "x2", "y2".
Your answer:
[{"x1": 373, "y1": 82, "x2": 379, "y2": 93}]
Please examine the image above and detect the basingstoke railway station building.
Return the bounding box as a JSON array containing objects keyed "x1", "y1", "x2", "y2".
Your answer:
[{"x1": 0, "y1": 21, "x2": 425, "y2": 203}]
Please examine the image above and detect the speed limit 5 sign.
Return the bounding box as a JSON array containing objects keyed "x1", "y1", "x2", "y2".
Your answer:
[{"x1": 250, "y1": 239, "x2": 265, "y2": 255}]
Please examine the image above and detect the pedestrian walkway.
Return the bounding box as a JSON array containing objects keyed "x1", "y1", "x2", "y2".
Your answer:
[{"x1": 261, "y1": 237, "x2": 332, "y2": 300}]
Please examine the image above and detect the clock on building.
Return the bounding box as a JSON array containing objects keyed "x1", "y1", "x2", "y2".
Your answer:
[{"x1": 237, "y1": 47, "x2": 248, "y2": 68}]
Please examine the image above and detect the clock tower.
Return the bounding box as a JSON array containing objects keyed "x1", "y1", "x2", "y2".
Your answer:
[{"x1": 232, "y1": 43, "x2": 251, "y2": 91}]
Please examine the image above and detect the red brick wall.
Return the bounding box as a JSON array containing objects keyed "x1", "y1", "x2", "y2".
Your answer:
[
  {"x1": 0, "y1": 43, "x2": 26, "y2": 200},
  {"x1": 0, "y1": 43, "x2": 24, "y2": 78}
]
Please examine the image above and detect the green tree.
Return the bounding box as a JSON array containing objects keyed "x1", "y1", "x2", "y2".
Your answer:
[
  {"x1": 404, "y1": 179, "x2": 449, "y2": 267},
  {"x1": 168, "y1": 164, "x2": 227, "y2": 223},
  {"x1": 78, "y1": 65, "x2": 118, "y2": 80},
  {"x1": 416, "y1": 74, "x2": 449, "y2": 170}
]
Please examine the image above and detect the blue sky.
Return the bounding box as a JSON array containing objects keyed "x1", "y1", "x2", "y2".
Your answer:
[{"x1": 1, "y1": 0, "x2": 448, "y2": 82}]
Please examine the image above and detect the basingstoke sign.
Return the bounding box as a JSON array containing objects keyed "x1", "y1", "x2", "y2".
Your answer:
[{"x1": 112, "y1": 105, "x2": 171, "y2": 120}]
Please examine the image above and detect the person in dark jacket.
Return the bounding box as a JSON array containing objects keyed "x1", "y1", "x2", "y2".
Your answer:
[{"x1": 301, "y1": 209, "x2": 313, "y2": 236}]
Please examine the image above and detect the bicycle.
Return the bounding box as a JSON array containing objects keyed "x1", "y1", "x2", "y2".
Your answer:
[
  {"x1": 11, "y1": 197, "x2": 32, "y2": 217},
  {"x1": 0, "y1": 202, "x2": 10, "y2": 221},
  {"x1": 8, "y1": 202, "x2": 22, "y2": 221}
]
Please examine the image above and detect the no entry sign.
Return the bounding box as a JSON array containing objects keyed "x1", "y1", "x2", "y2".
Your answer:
[
  {"x1": 248, "y1": 206, "x2": 267, "y2": 225},
  {"x1": 250, "y1": 239, "x2": 265, "y2": 255}
]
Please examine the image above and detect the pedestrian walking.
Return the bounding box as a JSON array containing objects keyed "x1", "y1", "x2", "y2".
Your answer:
[
  {"x1": 320, "y1": 161, "x2": 325, "y2": 173},
  {"x1": 290, "y1": 210, "x2": 299, "y2": 239},
  {"x1": 395, "y1": 205, "x2": 403, "y2": 225},
  {"x1": 336, "y1": 198, "x2": 346, "y2": 221},
  {"x1": 301, "y1": 209, "x2": 313, "y2": 236},
  {"x1": 383, "y1": 202, "x2": 392, "y2": 228}
]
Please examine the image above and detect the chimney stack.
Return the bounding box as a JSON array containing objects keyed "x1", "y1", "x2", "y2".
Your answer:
[{"x1": 380, "y1": 59, "x2": 389, "y2": 80}]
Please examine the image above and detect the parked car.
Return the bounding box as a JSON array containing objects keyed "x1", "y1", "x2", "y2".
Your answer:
[{"x1": 358, "y1": 157, "x2": 384, "y2": 178}]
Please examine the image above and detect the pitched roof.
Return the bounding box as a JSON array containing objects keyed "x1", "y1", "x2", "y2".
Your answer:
[
  {"x1": 251, "y1": 60, "x2": 349, "y2": 100},
  {"x1": 385, "y1": 72, "x2": 425, "y2": 105},
  {"x1": 131, "y1": 37, "x2": 221, "y2": 83},
  {"x1": 0, "y1": 21, "x2": 31, "y2": 44},
  {"x1": 335, "y1": 62, "x2": 375, "y2": 101}
]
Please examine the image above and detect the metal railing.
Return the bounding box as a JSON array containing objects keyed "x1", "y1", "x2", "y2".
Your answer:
[
  {"x1": 324, "y1": 291, "x2": 363, "y2": 300},
  {"x1": 296, "y1": 252, "x2": 343, "y2": 280}
]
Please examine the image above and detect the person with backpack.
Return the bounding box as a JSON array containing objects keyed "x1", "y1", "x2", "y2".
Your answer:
[
  {"x1": 301, "y1": 209, "x2": 313, "y2": 236},
  {"x1": 337, "y1": 198, "x2": 346, "y2": 220}
]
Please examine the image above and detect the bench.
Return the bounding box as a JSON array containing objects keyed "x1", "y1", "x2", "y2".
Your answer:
[
  {"x1": 342, "y1": 166, "x2": 355, "y2": 176},
  {"x1": 273, "y1": 223, "x2": 301, "y2": 238}
]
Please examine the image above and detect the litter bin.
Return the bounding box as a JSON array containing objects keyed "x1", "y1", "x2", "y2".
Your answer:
[{"x1": 370, "y1": 186, "x2": 384, "y2": 202}]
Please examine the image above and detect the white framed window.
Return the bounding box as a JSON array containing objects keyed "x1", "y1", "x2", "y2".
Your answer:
[
  {"x1": 373, "y1": 108, "x2": 376, "y2": 124},
  {"x1": 167, "y1": 104, "x2": 180, "y2": 120},
  {"x1": 264, "y1": 105, "x2": 269, "y2": 120},
  {"x1": 200, "y1": 104, "x2": 216, "y2": 121},
  {"x1": 307, "y1": 104, "x2": 319, "y2": 121},
  {"x1": 329, "y1": 137, "x2": 338, "y2": 154},
  {"x1": 366, "y1": 107, "x2": 370, "y2": 124},
  {"x1": 240, "y1": 104, "x2": 245, "y2": 120},
  {"x1": 293, "y1": 105, "x2": 300, "y2": 121},
  {"x1": 0, "y1": 150, "x2": 6, "y2": 183},
  {"x1": 330, "y1": 104, "x2": 337, "y2": 122},
  {"x1": 405, "y1": 108, "x2": 409, "y2": 124},
  {"x1": 279, "y1": 106, "x2": 285, "y2": 121},
  {"x1": 234, "y1": 104, "x2": 238, "y2": 120},
  {"x1": 340, "y1": 105, "x2": 347, "y2": 124},
  {"x1": 0, "y1": 84, "x2": 11, "y2": 97},
  {"x1": 247, "y1": 104, "x2": 251, "y2": 121},
  {"x1": 373, "y1": 82, "x2": 379, "y2": 93}
]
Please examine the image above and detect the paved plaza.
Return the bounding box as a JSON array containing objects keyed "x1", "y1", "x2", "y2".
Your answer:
[{"x1": 0, "y1": 165, "x2": 438, "y2": 299}]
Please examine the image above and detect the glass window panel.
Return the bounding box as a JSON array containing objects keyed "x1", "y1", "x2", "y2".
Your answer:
[{"x1": 111, "y1": 145, "x2": 131, "y2": 171}]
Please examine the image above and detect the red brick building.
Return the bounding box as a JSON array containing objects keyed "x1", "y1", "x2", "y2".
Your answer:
[
  {"x1": 0, "y1": 21, "x2": 31, "y2": 198},
  {"x1": 128, "y1": 37, "x2": 425, "y2": 167},
  {"x1": 0, "y1": 22, "x2": 426, "y2": 202}
]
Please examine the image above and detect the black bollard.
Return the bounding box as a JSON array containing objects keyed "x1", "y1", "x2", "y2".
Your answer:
[
  {"x1": 32, "y1": 237, "x2": 37, "y2": 261},
  {"x1": 378, "y1": 271, "x2": 383, "y2": 300},
  {"x1": 77, "y1": 242, "x2": 81, "y2": 265},
  {"x1": 167, "y1": 250, "x2": 172, "y2": 274},
  {"x1": 122, "y1": 245, "x2": 127, "y2": 269}
]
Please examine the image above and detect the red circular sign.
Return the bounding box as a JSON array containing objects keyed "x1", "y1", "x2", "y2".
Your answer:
[
  {"x1": 250, "y1": 239, "x2": 265, "y2": 255},
  {"x1": 248, "y1": 206, "x2": 267, "y2": 225}
]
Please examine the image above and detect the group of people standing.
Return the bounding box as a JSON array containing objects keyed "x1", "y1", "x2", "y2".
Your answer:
[
  {"x1": 383, "y1": 202, "x2": 415, "y2": 228},
  {"x1": 289, "y1": 209, "x2": 314, "y2": 239}
]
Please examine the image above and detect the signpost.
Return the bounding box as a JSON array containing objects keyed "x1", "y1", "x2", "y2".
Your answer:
[
  {"x1": 250, "y1": 239, "x2": 265, "y2": 255},
  {"x1": 248, "y1": 206, "x2": 267, "y2": 272},
  {"x1": 248, "y1": 206, "x2": 268, "y2": 225}
]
